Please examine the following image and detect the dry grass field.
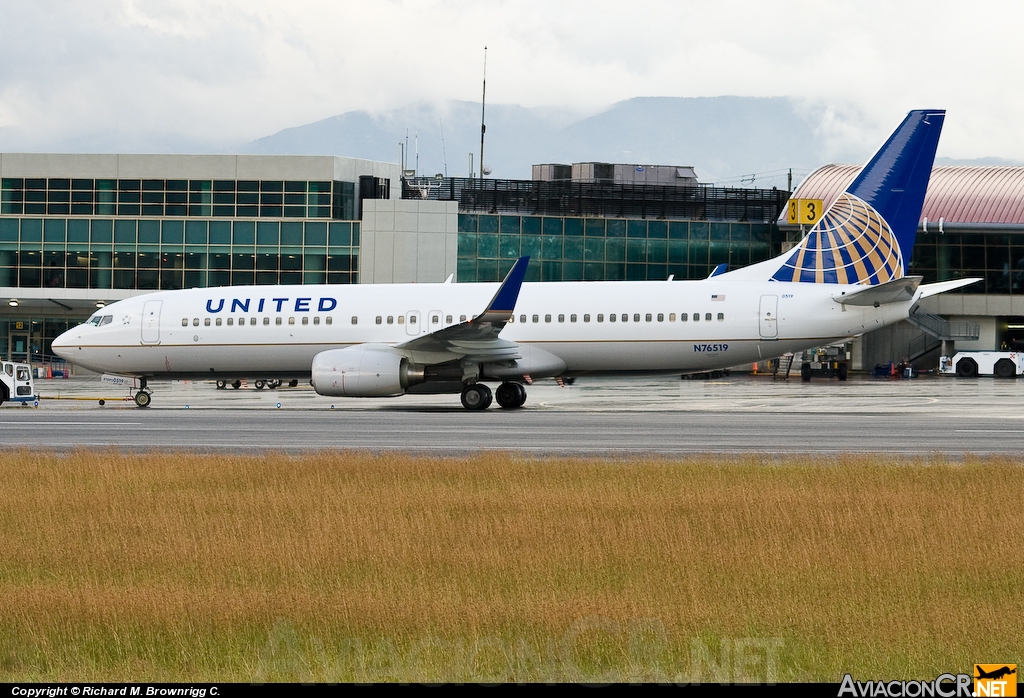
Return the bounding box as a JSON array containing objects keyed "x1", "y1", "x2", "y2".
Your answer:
[{"x1": 0, "y1": 449, "x2": 1020, "y2": 682}]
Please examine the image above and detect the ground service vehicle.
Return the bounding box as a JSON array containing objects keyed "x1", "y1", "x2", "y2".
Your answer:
[
  {"x1": 939, "y1": 351, "x2": 1024, "y2": 378},
  {"x1": 0, "y1": 360, "x2": 37, "y2": 405}
]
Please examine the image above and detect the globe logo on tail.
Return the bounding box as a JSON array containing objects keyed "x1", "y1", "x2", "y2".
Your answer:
[{"x1": 771, "y1": 192, "x2": 904, "y2": 285}]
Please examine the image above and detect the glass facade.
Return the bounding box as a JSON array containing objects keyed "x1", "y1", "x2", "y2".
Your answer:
[
  {"x1": 909, "y1": 232, "x2": 1024, "y2": 295},
  {"x1": 456, "y1": 213, "x2": 782, "y2": 282},
  {"x1": 1, "y1": 178, "x2": 356, "y2": 220},
  {"x1": 0, "y1": 218, "x2": 360, "y2": 289},
  {"x1": 0, "y1": 317, "x2": 72, "y2": 364}
]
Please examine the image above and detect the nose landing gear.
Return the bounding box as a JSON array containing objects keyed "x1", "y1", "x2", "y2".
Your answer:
[{"x1": 133, "y1": 378, "x2": 152, "y2": 408}]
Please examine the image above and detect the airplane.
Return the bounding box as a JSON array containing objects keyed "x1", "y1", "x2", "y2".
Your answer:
[
  {"x1": 975, "y1": 666, "x2": 1016, "y2": 681},
  {"x1": 52, "y1": 109, "x2": 978, "y2": 409}
]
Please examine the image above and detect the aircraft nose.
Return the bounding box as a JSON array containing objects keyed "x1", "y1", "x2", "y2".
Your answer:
[{"x1": 51, "y1": 328, "x2": 74, "y2": 359}]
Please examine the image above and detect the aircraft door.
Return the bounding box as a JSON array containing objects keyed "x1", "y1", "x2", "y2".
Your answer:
[
  {"x1": 141, "y1": 300, "x2": 162, "y2": 344},
  {"x1": 405, "y1": 311, "x2": 421, "y2": 336},
  {"x1": 428, "y1": 310, "x2": 442, "y2": 333},
  {"x1": 759, "y1": 295, "x2": 778, "y2": 339}
]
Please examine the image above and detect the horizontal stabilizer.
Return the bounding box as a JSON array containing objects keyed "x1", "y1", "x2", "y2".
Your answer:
[
  {"x1": 917, "y1": 277, "x2": 981, "y2": 299},
  {"x1": 833, "y1": 276, "x2": 921, "y2": 306}
]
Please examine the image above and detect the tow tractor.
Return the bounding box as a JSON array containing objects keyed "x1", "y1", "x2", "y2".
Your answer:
[
  {"x1": 939, "y1": 351, "x2": 1024, "y2": 378},
  {"x1": 0, "y1": 360, "x2": 37, "y2": 405}
]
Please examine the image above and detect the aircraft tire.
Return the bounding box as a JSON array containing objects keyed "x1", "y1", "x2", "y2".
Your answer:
[
  {"x1": 460, "y1": 383, "x2": 491, "y2": 410},
  {"x1": 134, "y1": 391, "x2": 152, "y2": 408},
  {"x1": 232, "y1": 380, "x2": 242, "y2": 389},
  {"x1": 216, "y1": 380, "x2": 226, "y2": 390},
  {"x1": 289, "y1": 380, "x2": 298, "y2": 388},
  {"x1": 837, "y1": 363, "x2": 849, "y2": 381},
  {"x1": 496, "y1": 382, "x2": 523, "y2": 409},
  {"x1": 801, "y1": 362, "x2": 811, "y2": 382},
  {"x1": 254, "y1": 380, "x2": 266, "y2": 390},
  {"x1": 515, "y1": 382, "x2": 527, "y2": 406}
]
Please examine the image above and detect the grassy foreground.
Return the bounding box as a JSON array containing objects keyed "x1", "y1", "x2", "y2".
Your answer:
[{"x1": 0, "y1": 450, "x2": 1020, "y2": 682}]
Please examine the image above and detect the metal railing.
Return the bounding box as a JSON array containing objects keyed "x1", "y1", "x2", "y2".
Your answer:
[
  {"x1": 403, "y1": 177, "x2": 790, "y2": 222},
  {"x1": 907, "y1": 311, "x2": 980, "y2": 340}
]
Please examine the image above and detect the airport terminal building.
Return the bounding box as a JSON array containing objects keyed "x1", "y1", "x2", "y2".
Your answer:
[{"x1": 2, "y1": 151, "x2": 1022, "y2": 371}]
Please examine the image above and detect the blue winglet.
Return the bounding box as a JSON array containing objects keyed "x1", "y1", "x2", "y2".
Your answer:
[
  {"x1": 708, "y1": 263, "x2": 728, "y2": 278},
  {"x1": 487, "y1": 256, "x2": 530, "y2": 313}
]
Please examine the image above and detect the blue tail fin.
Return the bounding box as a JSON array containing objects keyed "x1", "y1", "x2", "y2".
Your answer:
[{"x1": 772, "y1": 110, "x2": 944, "y2": 285}]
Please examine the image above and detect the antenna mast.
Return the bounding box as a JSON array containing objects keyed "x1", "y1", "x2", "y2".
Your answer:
[
  {"x1": 440, "y1": 120, "x2": 448, "y2": 177},
  {"x1": 479, "y1": 46, "x2": 487, "y2": 180}
]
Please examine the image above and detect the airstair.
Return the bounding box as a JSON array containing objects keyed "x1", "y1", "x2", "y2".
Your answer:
[{"x1": 773, "y1": 353, "x2": 794, "y2": 380}]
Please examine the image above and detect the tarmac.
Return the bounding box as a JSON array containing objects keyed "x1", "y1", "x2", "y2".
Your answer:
[{"x1": 4, "y1": 371, "x2": 1024, "y2": 455}]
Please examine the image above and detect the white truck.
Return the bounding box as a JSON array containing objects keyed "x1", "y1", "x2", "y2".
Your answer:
[
  {"x1": 0, "y1": 360, "x2": 37, "y2": 404},
  {"x1": 939, "y1": 351, "x2": 1024, "y2": 378}
]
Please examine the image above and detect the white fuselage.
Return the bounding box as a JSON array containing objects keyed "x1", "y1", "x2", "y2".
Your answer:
[{"x1": 52, "y1": 278, "x2": 914, "y2": 380}]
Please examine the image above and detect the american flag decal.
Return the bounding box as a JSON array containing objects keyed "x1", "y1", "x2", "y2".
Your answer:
[{"x1": 711, "y1": 294, "x2": 725, "y2": 301}]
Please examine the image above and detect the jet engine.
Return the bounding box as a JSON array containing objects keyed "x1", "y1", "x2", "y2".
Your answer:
[{"x1": 310, "y1": 345, "x2": 424, "y2": 397}]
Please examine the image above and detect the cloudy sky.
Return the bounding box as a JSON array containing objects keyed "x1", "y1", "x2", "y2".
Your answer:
[{"x1": 1, "y1": 0, "x2": 1022, "y2": 158}]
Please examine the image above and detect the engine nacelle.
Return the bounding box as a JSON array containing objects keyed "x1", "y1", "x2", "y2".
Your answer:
[{"x1": 311, "y1": 345, "x2": 423, "y2": 397}]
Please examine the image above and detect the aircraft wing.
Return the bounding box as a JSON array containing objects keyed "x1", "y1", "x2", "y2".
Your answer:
[
  {"x1": 395, "y1": 256, "x2": 529, "y2": 364},
  {"x1": 917, "y1": 277, "x2": 982, "y2": 298}
]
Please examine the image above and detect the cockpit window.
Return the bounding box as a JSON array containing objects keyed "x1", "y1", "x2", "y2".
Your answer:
[
  {"x1": 87, "y1": 315, "x2": 102, "y2": 326},
  {"x1": 99, "y1": 315, "x2": 113, "y2": 326}
]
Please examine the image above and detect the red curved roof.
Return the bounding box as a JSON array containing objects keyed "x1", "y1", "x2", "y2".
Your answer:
[{"x1": 789, "y1": 164, "x2": 1024, "y2": 225}]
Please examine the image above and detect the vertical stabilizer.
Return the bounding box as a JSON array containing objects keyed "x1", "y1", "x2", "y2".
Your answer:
[{"x1": 769, "y1": 110, "x2": 944, "y2": 285}]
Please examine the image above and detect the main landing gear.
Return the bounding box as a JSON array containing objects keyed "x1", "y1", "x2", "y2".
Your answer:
[{"x1": 460, "y1": 382, "x2": 527, "y2": 410}]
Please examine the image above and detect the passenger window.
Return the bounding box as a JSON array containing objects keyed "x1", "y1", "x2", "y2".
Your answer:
[
  {"x1": 460, "y1": 315, "x2": 467, "y2": 322},
  {"x1": 597, "y1": 314, "x2": 603, "y2": 322},
  {"x1": 520, "y1": 314, "x2": 526, "y2": 323},
  {"x1": 205, "y1": 318, "x2": 211, "y2": 326},
  {"x1": 623, "y1": 314, "x2": 629, "y2": 322},
  {"x1": 645, "y1": 313, "x2": 651, "y2": 322},
  {"x1": 351, "y1": 316, "x2": 358, "y2": 325},
  {"x1": 545, "y1": 314, "x2": 551, "y2": 323},
  {"x1": 432, "y1": 315, "x2": 439, "y2": 324},
  {"x1": 387, "y1": 316, "x2": 394, "y2": 324},
  {"x1": 288, "y1": 317, "x2": 295, "y2": 325},
  {"x1": 263, "y1": 317, "x2": 270, "y2": 325},
  {"x1": 302, "y1": 317, "x2": 309, "y2": 325},
  {"x1": 193, "y1": 318, "x2": 199, "y2": 326},
  {"x1": 669, "y1": 313, "x2": 676, "y2": 322},
  {"x1": 558, "y1": 314, "x2": 564, "y2": 323},
  {"x1": 584, "y1": 314, "x2": 590, "y2": 322},
  {"x1": 376, "y1": 316, "x2": 382, "y2": 325},
  {"x1": 657, "y1": 313, "x2": 664, "y2": 322},
  {"x1": 609, "y1": 314, "x2": 616, "y2": 323},
  {"x1": 250, "y1": 317, "x2": 256, "y2": 326},
  {"x1": 693, "y1": 313, "x2": 699, "y2": 322},
  {"x1": 717, "y1": 312, "x2": 724, "y2": 321},
  {"x1": 570, "y1": 314, "x2": 577, "y2": 322},
  {"x1": 275, "y1": 317, "x2": 282, "y2": 325},
  {"x1": 325, "y1": 317, "x2": 332, "y2": 325},
  {"x1": 216, "y1": 318, "x2": 222, "y2": 326},
  {"x1": 446, "y1": 315, "x2": 453, "y2": 323},
  {"x1": 705, "y1": 313, "x2": 712, "y2": 322},
  {"x1": 182, "y1": 318, "x2": 188, "y2": 327},
  {"x1": 680, "y1": 313, "x2": 688, "y2": 322},
  {"x1": 532, "y1": 314, "x2": 539, "y2": 323},
  {"x1": 408, "y1": 315, "x2": 415, "y2": 324},
  {"x1": 227, "y1": 318, "x2": 234, "y2": 326},
  {"x1": 398, "y1": 316, "x2": 405, "y2": 324},
  {"x1": 314, "y1": 317, "x2": 320, "y2": 325},
  {"x1": 238, "y1": 317, "x2": 245, "y2": 326}
]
